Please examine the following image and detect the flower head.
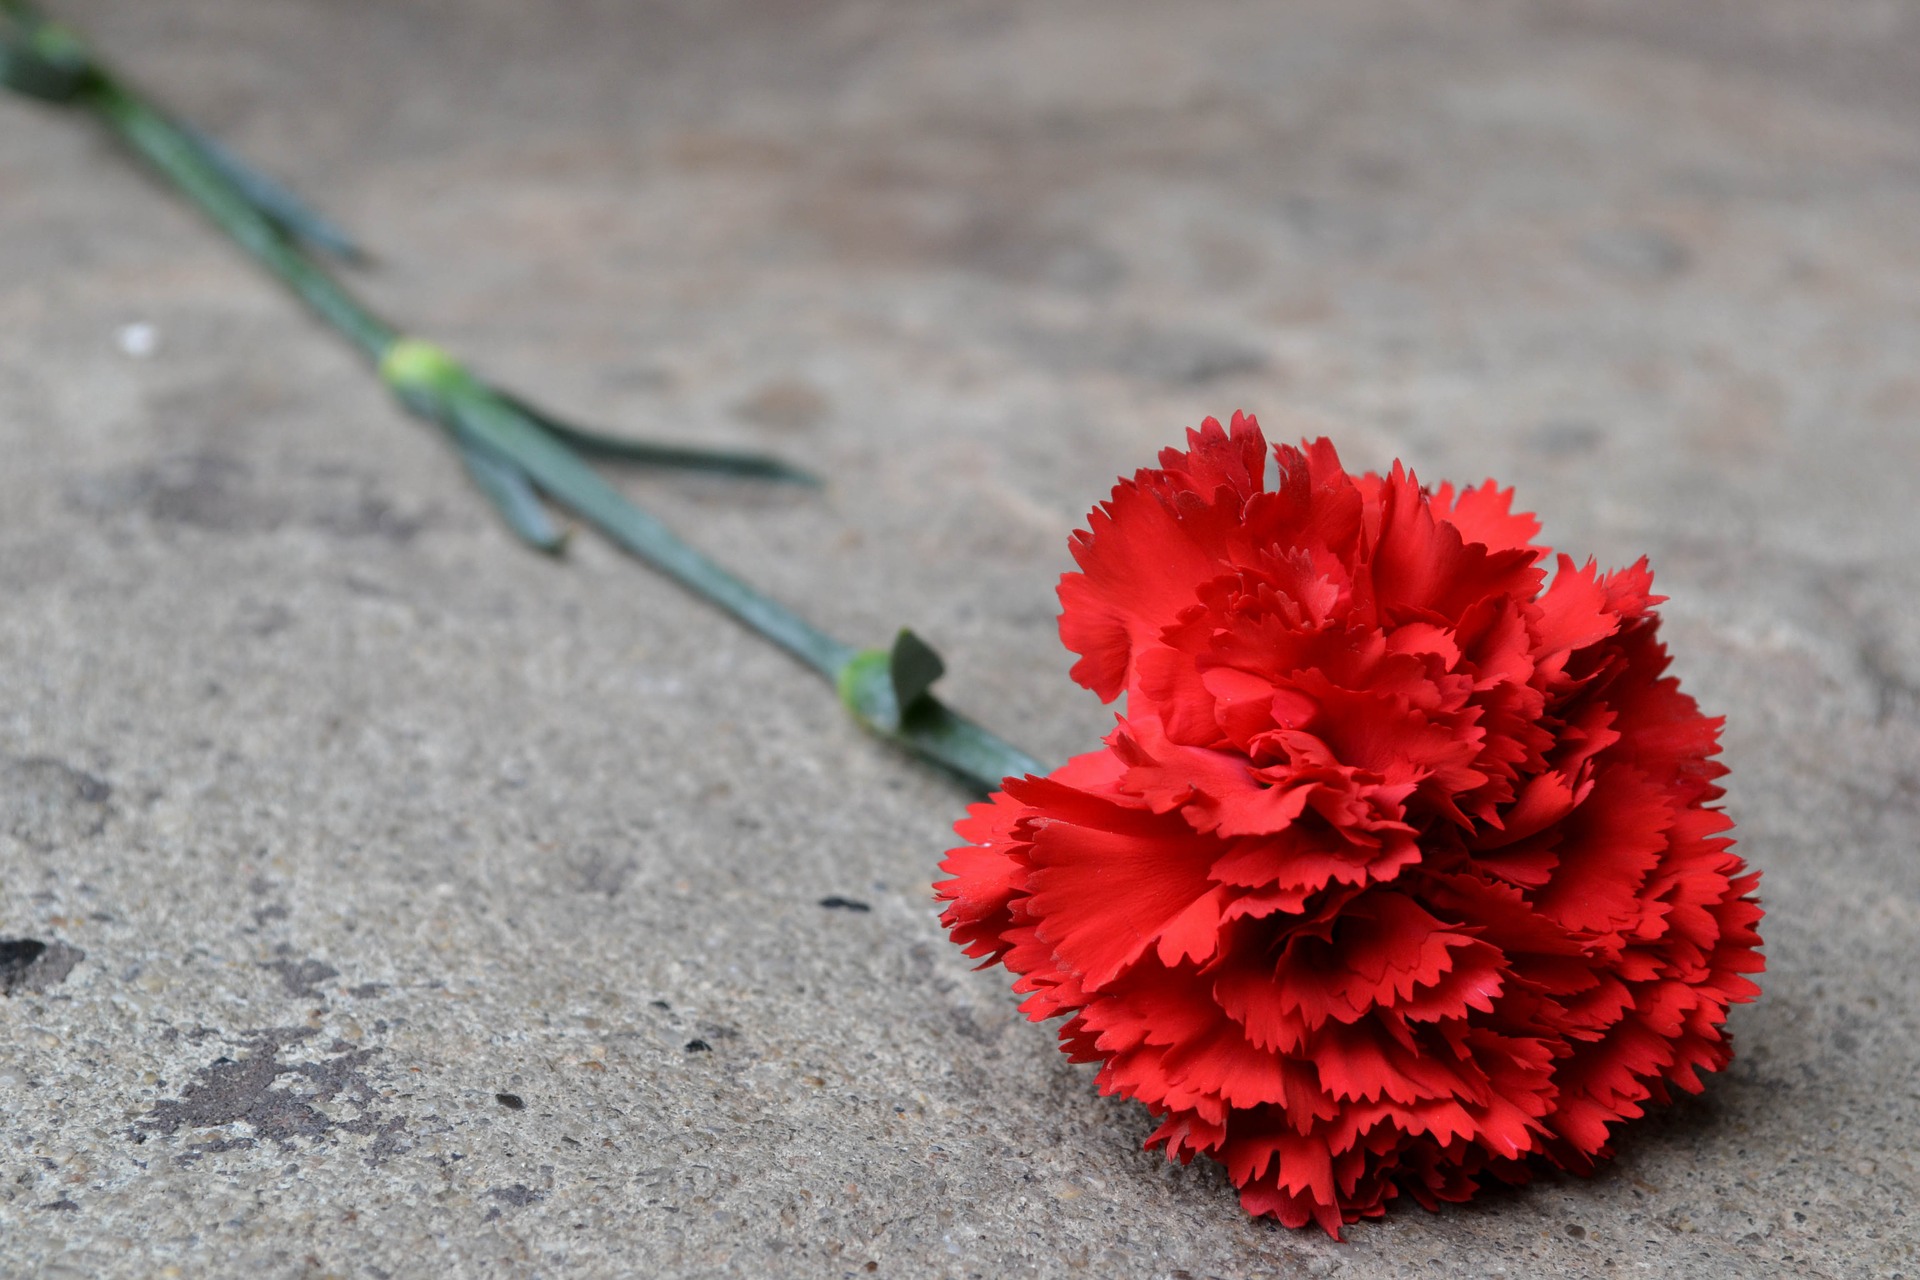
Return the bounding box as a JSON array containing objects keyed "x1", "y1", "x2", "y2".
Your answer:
[{"x1": 937, "y1": 414, "x2": 1763, "y2": 1236}]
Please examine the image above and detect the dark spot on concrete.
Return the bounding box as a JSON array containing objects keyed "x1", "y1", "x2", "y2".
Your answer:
[
  {"x1": 685, "y1": 1039, "x2": 712, "y2": 1053},
  {"x1": 313, "y1": 486, "x2": 429, "y2": 543},
  {"x1": 1, "y1": 755, "x2": 113, "y2": 848},
  {"x1": 38, "y1": 1199, "x2": 79, "y2": 1212},
  {"x1": 347, "y1": 983, "x2": 388, "y2": 999},
  {"x1": 649, "y1": 1000, "x2": 671, "y2": 1011},
  {"x1": 66, "y1": 452, "x2": 435, "y2": 543},
  {"x1": 496, "y1": 1092, "x2": 525, "y2": 1111},
  {"x1": 1578, "y1": 226, "x2": 1691, "y2": 280},
  {"x1": 1856, "y1": 632, "x2": 1920, "y2": 726},
  {"x1": 241, "y1": 602, "x2": 294, "y2": 638},
  {"x1": 122, "y1": 454, "x2": 261, "y2": 531},
  {"x1": 1020, "y1": 322, "x2": 1266, "y2": 386},
  {"x1": 731, "y1": 377, "x2": 830, "y2": 432},
  {"x1": 1278, "y1": 194, "x2": 1402, "y2": 258},
  {"x1": 818, "y1": 895, "x2": 871, "y2": 912},
  {"x1": 2, "y1": 938, "x2": 85, "y2": 995},
  {"x1": 253, "y1": 903, "x2": 291, "y2": 925},
  {"x1": 1532, "y1": 420, "x2": 1603, "y2": 456},
  {"x1": 0, "y1": 939, "x2": 46, "y2": 973},
  {"x1": 341, "y1": 573, "x2": 397, "y2": 600},
  {"x1": 797, "y1": 172, "x2": 1127, "y2": 293},
  {"x1": 1129, "y1": 330, "x2": 1268, "y2": 384},
  {"x1": 263, "y1": 958, "x2": 340, "y2": 1000},
  {"x1": 567, "y1": 848, "x2": 638, "y2": 899},
  {"x1": 952, "y1": 217, "x2": 1127, "y2": 292},
  {"x1": 139, "y1": 1027, "x2": 405, "y2": 1163},
  {"x1": 947, "y1": 1004, "x2": 999, "y2": 1046},
  {"x1": 489, "y1": 1184, "x2": 542, "y2": 1207}
]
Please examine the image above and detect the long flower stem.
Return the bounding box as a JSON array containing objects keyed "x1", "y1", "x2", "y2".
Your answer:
[
  {"x1": 86, "y1": 71, "x2": 399, "y2": 360},
  {"x1": 385, "y1": 341, "x2": 859, "y2": 681},
  {"x1": 0, "y1": 2, "x2": 1044, "y2": 792}
]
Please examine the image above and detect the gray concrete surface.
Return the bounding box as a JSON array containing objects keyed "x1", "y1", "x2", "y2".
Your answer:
[{"x1": 3, "y1": 1, "x2": 1917, "y2": 1275}]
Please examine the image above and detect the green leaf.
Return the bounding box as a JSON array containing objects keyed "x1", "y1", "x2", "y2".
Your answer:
[
  {"x1": 453, "y1": 434, "x2": 568, "y2": 555},
  {"x1": 836, "y1": 648, "x2": 898, "y2": 733},
  {"x1": 383, "y1": 342, "x2": 816, "y2": 486},
  {"x1": 177, "y1": 123, "x2": 365, "y2": 262},
  {"x1": 837, "y1": 629, "x2": 947, "y2": 735},
  {"x1": 887, "y1": 628, "x2": 945, "y2": 710},
  {"x1": 381, "y1": 340, "x2": 562, "y2": 552},
  {"x1": 0, "y1": 19, "x2": 92, "y2": 101},
  {"x1": 836, "y1": 630, "x2": 1041, "y2": 790},
  {"x1": 499, "y1": 392, "x2": 818, "y2": 486}
]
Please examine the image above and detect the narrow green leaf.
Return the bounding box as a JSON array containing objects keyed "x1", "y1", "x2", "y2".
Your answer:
[
  {"x1": 837, "y1": 631, "x2": 944, "y2": 735},
  {"x1": 177, "y1": 123, "x2": 365, "y2": 263},
  {"x1": 452, "y1": 433, "x2": 568, "y2": 555},
  {"x1": 838, "y1": 632, "x2": 1037, "y2": 791},
  {"x1": 836, "y1": 629, "x2": 1013, "y2": 790},
  {"x1": 499, "y1": 392, "x2": 818, "y2": 486},
  {"x1": 887, "y1": 628, "x2": 945, "y2": 711},
  {"x1": 838, "y1": 647, "x2": 904, "y2": 734},
  {"x1": 0, "y1": 17, "x2": 91, "y2": 101},
  {"x1": 382, "y1": 342, "x2": 566, "y2": 554},
  {"x1": 452, "y1": 381, "x2": 860, "y2": 679}
]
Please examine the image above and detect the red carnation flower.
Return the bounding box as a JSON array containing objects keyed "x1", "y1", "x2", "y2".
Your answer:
[{"x1": 937, "y1": 414, "x2": 1763, "y2": 1236}]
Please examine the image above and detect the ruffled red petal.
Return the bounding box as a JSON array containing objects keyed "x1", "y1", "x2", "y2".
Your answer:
[{"x1": 936, "y1": 416, "x2": 1764, "y2": 1235}]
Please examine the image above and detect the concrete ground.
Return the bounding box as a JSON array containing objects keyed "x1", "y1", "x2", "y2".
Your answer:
[{"x1": 2, "y1": 1, "x2": 1917, "y2": 1276}]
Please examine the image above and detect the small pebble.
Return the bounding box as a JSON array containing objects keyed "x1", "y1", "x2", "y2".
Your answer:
[{"x1": 117, "y1": 322, "x2": 158, "y2": 358}]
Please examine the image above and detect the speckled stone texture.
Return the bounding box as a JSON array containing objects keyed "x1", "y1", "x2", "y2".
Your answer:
[{"x1": 2, "y1": 2, "x2": 1916, "y2": 1276}]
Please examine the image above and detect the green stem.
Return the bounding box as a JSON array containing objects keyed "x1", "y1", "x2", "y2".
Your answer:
[
  {"x1": 899, "y1": 703, "x2": 1047, "y2": 791},
  {"x1": 84, "y1": 73, "x2": 398, "y2": 361},
  {"x1": 1, "y1": 5, "x2": 1046, "y2": 794},
  {"x1": 451, "y1": 371, "x2": 862, "y2": 681}
]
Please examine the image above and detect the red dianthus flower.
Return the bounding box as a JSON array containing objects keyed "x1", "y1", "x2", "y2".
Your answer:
[{"x1": 937, "y1": 414, "x2": 1763, "y2": 1236}]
